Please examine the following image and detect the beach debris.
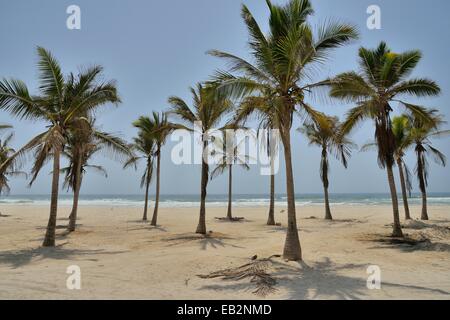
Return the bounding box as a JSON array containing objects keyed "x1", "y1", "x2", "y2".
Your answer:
[{"x1": 198, "y1": 255, "x2": 281, "y2": 297}]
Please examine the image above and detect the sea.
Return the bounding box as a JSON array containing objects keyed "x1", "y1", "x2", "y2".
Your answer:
[{"x1": 0, "y1": 193, "x2": 449, "y2": 207}]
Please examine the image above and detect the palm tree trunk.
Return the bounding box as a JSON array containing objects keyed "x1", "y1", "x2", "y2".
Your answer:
[
  {"x1": 68, "y1": 157, "x2": 82, "y2": 232},
  {"x1": 42, "y1": 147, "x2": 61, "y2": 247},
  {"x1": 143, "y1": 165, "x2": 151, "y2": 221},
  {"x1": 226, "y1": 165, "x2": 233, "y2": 220},
  {"x1": 323, "y1": 182, "x2": 332, "y2": 220},
  {"x1": 151, "y1": 149, "x2": 161, "y2": 226},
  {"x1": 280, "y1": 128, "x2": 302, "y2": 261},
  {"x1": 322, "y1": 148, "x2": 332, "y2": 220},
  {"x1": 397, "y1": 159, "x2": 411, "y2": 220},
  {"x1": 196, "y1": 158, "x2": 208, "y2": 234},
  {"x1": 417, "y1": 151, "x2": 429, "y2": 220},
  {"x1": 267, "y1": 171, "x2": 276, "y2": 226},
  {"x1": 421, "y1": 188, "x2": 428, "y2": 220},
  {"x1": 386, "y1": 164, "x2": 404, "y2": 237}
]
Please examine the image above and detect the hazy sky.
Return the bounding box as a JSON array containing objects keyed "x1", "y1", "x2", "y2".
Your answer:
[{"x1": 0, "y1": 0, "x2": 449, "y2": 195}]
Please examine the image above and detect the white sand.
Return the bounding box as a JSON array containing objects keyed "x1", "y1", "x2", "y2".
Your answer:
[{"x1": 0, "y1": 204, "x2": 449, "y2": 300}]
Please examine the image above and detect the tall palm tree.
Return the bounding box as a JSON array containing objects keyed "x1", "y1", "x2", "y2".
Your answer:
[
  {"x1": 408, "y1": 111, "x2": 449, "y2": 220},
  {"x1": 62, "y1": 118, "x2": 131, "y2": 231},
  {"x1": 208, "y1": 0, "x2": 358, "y2": 260},
  {"x1": 210, "y1": 129, "x2": 250, "y2": 220},
  {"x1": 168, "y1": 83, "x2": 233, "y2": 234},
  {"x1": 124, "y1": 130, "x2": 156, "y2": 221},
  {"x1": 328, "y1": 42, "x2": 440, "y2": 237},
  {"x1": 0, "y1": 47, "x2": 120, "y2": 246},
  {"x1": 133, "y1": 112, "x2": 175, "y2": 226},
  {"x1": 0, "y1": 131, "x2": 27, "y2": 196},
  {"x1": 298, "y1": 115, "x2": 354, "y2": 220}
]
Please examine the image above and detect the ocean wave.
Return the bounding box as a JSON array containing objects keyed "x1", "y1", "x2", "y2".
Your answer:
[{"x1": 1, "y1": 194, "x2": 449, "y2": 208}]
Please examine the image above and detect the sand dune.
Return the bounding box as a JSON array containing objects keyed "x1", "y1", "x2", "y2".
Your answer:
[{"x1": 0, "y1": 204, "x2": 449, "y2": 300}]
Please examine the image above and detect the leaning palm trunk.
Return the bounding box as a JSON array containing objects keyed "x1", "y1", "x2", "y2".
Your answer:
[
  {"x1": 151, "y1": 149, "x2": 161, "y2": 226},
  {"x1": 226, "y1": 165, "x2": 233, "y2": 220},
  {"x1": 280, "y1": 128, "x2": 302, "y2": 261},
  {"x1": 396, "y1": 159, "x2": 411, "y2": 220},
  {"x1": 386, "y1": 164, "x2": 404, "y2": 237},
  {"x1": 43, "y1": 147, "x2": 61, "y2": 247},
  {"x1": 267, "y1": 172, "x2": 275, "y2": 226},
  {"x1": 196, "y1": 158, "x2": 208, "y2": 234},
  {"x1": 142, "y1": 165, "x2": 151, "y2": 221},
  {"x1": 68, "y1": 157, "x2": 83, "y2": 232}
]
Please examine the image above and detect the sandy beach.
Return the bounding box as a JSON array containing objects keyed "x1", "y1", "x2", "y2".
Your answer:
[{"x1": 0, "y1": 204, "x2": 449, "y2": 300}]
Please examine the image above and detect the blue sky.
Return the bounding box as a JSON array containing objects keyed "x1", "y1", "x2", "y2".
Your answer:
[{"x1": 0, "y1": 0, "x2": 449, "y2": 195}]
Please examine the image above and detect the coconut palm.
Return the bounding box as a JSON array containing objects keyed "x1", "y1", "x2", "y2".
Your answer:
[
  {"x1": 62, "y1": 118, "x2": 131, "y2": 231},
  {"x1": 236, "y1": 94, "x2": 280, "y2": 225},
  {"x1": 0, "y1": 131, "x2": 27, "y2": 196},
  {"x1": 168, "y1": 83, "x2": 233, "y2": 234},
  {"x1": 124, "y1": 130, "x2": 156, "y2": 221},
  {"x1": 133, "y1": 112, "x2": 175, "y2": 226},
  {"x1": 298, "y1": 115, "x2": 355, "y2": 220},
  {"x1": 0, "y1": 47, "x2": 120, "y2": 246},
  {"x1": 360, "y1": 115, "x2": 415, "y2": 220},
  {"x1": 211, "y1": 129, "x2": 251, "y2": 220},
  {"x1": 208, "y1": 0, "x2": 358, "y2": 260},
  {"x1": 408, "y1": 111, "x2": 449, "y2": 220},
  {"x1": 328, "y1": 42, "x2": 440, "y2": 237}
]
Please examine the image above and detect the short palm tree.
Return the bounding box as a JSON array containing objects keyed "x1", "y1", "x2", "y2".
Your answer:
[
  {"x1": 62, "y1": 118, "x2": 131, "y2": 231},
  {"x1": 133, "y1": 112, "x2": 175, "y2": 226},
  {"x1": 210, "y1": 129, "x2": 250, "y2": 220},
  {"x1": 392, "y1": 116, "x2": 414, "y2": 220},
  {"x1": 0, "y1": 131, "x2": 27, "y2": 196},
  {"x1": 124, "y1": 130, "x2": 156, "y2": 222},
  {"x1": 299, "y1": 115, "x2": 354, "y2": 220},
  {"x1": 237, "y1": 94, "x2": 280, "y2": 226},
  {"x1": 208, "y1": 0, "x2": 358, "y2": 260},
  {"x1": 168, "y1": 83, "x2": 233, "y2": 234},
  {"x1": 0, "y1": 47, "x2": 120, "y2": 246},
  {"x1": 408, "y1": 111, "x2": 449, "y2": 220},
  {"x1": 328, "y1": 42, "x2": 440, "y2": 237}
]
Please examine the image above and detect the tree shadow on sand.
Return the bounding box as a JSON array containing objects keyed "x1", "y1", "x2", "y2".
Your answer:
[
  {"x1": 361, "y1": 233, "x2": 450, "y2": 253},
  {"x1": 0, "y1": 245, "x2": 127, "y2": 269},
  {"x1": 198, "y1": 257, "x2": 449, "y2": 299},
  {"x1": 162, "y1": 232, "x2": 245, "y2": 250}
]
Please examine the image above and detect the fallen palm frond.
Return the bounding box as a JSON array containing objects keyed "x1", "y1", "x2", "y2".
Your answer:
[{"x1": 198, "y1": 255, "x2": 280, "y2": 297}]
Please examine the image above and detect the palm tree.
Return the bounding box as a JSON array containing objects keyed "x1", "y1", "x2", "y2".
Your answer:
[
  {"x1": 208, "y1": 0, "x2": 358, "y2": 260},
  {"x1": 124, "y1": 129, "x2": 156, "y2": 222},
  {"x1": 62, "y1": 118, "x2": 131, "y2": 231},
  {"x1": 328, "y1": 42, "x2": 440, "y2": 237},
  {"x1": 133, "y1": 112, "x2": 175, "y2": 226},
  {"x1": 210, "y1": 129, "x2": 250, "y2": 220},
  {"x1": 408, "y1": 111, "x2": 449, "y2": 220},
  {"x1": 0, "y1": 47, "x2": 120, "y2": 246},
  {"x1": 236, "y1": 94, "x2": 280, "y2": 226},
  {"x1": 298, "y1": 115, "x2": 354, "y2": 220},
  {"x1": 168, "y1": 83, "x2": 233, "y2": 234},
  {"x1": 360, "y1": 115, "x2": 415, "y2": 220},
  {"x1": 0, "y1": 131, "x2": 27, "y2": 196}
]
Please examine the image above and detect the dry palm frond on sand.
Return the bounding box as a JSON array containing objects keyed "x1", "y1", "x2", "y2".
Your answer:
[{"x1": 198, "y1": 255, "x2": 280, "y2": 297}]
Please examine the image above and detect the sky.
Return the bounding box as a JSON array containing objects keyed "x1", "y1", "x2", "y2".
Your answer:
[{"x1": 0, "y1": 0, "x2": 449, "y2": 196}]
